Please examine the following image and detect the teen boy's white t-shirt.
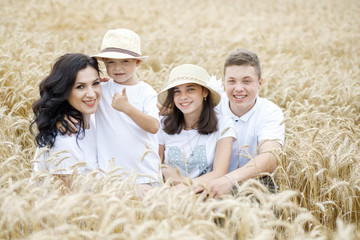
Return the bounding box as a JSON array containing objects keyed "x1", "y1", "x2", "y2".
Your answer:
[
  {"x1": 158, "y1": 115, "x2": 236, "y2": 178},
  {"x1": 217, "y1": 93, "x2": 285, "y2": 172},
  {"x1": 33, "y1": 117, "x2": 98, "y2": 175},
  {"x1": 96, "y1": 79, "x2": 161, "y2": 183}
]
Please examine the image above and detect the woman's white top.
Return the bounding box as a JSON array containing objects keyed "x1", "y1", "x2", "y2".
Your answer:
[{"x1": 33, "y1": 116, "x2": 98, "y2": 175}]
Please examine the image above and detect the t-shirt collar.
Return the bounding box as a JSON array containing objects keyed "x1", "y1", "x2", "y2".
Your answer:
[{"x1": 228, "y1": 95, "x2": 259, "y2": 123}]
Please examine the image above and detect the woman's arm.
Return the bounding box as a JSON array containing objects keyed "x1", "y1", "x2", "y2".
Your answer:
[{"x1": 158, "y1": 144, "x2": 165, "y2": 163}]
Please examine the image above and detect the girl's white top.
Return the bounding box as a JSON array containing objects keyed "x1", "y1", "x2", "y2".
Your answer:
[{"x1": 158, "y1": 115, "x2": 236, "y2": 178}]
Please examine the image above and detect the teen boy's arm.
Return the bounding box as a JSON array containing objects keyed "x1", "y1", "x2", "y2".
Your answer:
[
  {"x1": 227, "y1": 140, "x2": 280, "y2": 182},
  {"x1": 199, "y1": 103, "x2": 285, "y2": 198},
  {"x1": 199, "y1": 140, "x2": 281, "y2": 198},
  {"x1": 112, "y1": 88, "x2": 159, "y2": 134}
]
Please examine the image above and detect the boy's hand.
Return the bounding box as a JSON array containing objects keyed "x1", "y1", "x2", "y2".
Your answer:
[
  {"x1": 195, "y1": 176, "x2": 234, "y2": 199},
  {"x1": 100, "y1": 77, "x2": 110, "y2": 82},
  {"x1": 56, "y1": 116, "x2": 78, "y2": 136},
  {"x1": 112, "y1": 88, "x2": 131, "y2": 113}
]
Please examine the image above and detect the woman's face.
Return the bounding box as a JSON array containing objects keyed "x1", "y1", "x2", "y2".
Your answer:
[
  {"x1": 173, "y1": 83, "x2": 208, "y2": 117},
  {"x1": 67, "y1": 66, "x2": 101, "y2": 116}
]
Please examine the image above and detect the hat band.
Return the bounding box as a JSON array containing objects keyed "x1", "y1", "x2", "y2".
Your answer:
[
  {"x1": 101, "y1": 47, "x2": 142, "y2": 57},
  {"x1": 170, "y1": 76, "x2": 207, "y2": 85}
]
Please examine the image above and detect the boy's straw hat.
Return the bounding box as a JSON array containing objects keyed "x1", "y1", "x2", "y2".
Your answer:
[
  {"x1": 93, "y1": 28, "x2": 148, "y2": 61},
  {"x1": 158, "y1": 64, "x2": 221, "y2": 106}
]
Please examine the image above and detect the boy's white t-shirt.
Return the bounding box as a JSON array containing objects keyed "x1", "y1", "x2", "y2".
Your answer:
[
  {"x1": 158, "y1": 115, "x2": 236, "y2": 178},
  {"x1": 33, "y1": 116, "x2": 98, "y2": 175},
  {"x1": 96, "y1": 79, "x2": 161, "y2": 183},
  {"x1": 217, "y1": 93, "x2": 285, "y2": 172}
]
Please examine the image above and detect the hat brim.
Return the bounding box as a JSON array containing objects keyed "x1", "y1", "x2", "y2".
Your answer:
[
  {"x1": 158, "y1": 78, "x2": 221, "y2": 107},
  {"x1": 92, "y1": 52, "x2": 148, "y2": 62}
]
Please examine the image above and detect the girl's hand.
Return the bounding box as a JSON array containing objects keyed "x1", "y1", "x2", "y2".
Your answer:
[
  {"x1": 135, "y1": 184, "x2": 152, "y2": 199},
  {"x1": 161, "y1": 165, "x2": 183, "y2": 184}
]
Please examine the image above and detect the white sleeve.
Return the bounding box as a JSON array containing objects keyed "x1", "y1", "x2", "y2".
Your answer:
[
  {"x1": 157, "y1": 123, "x2": 165, "y2": 145},
  {"x1": 33, "y1": 147, "x2": 49, "y2": 172},
  {"x1": 258, "y1": 105, "x2": 285, "y2": 145},
  {"x1": 46, "y1": 137, "x2": 82, "y2": 174},
  {"x1": 217, "y1": 115, "x2": 237, "y2": 141},
  {"x1": 142, "y1": 85, "x2": 160, "y2": 121}
]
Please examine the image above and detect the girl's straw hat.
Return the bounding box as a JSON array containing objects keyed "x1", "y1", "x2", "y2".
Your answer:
[
  {"x1": 158, "y1": 64, "x2": 221, "y2": 106},
  {"x1": 93, "y1": 28, "x2": 148, "y2": 62}
]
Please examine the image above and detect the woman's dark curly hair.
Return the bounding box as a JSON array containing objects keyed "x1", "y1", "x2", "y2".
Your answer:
[{"x1": 30, "y1": 53, "x2": 100, "y2": 148}]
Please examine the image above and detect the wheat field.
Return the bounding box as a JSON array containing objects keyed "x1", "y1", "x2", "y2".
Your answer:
[{"x1": 0, "y1": 0, "x2": 359, "y2": 239}]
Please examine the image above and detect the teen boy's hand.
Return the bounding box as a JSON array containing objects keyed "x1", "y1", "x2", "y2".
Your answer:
[{"x1": 195, "y1": 176, "x2": 234, "y2": 199}]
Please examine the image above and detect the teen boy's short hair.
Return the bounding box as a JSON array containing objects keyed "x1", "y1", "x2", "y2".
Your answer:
[{"x1": 224, "y1": 48, "x2": 262, "y2": 80}]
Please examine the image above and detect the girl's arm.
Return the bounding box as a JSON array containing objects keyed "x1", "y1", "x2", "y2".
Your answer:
[
  {"x1": 158, "y1": 144, "x2": 165, "y2": 163},
  {"x1": 192, "y1": 137, "x2": 233, "y2": 186},
  {"x1": 159, "y1": 144, "x2": 185, "y2": 184}
]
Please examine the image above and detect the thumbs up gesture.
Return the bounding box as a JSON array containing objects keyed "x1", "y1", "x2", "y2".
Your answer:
[{"x1": 112, "y1": 88, "x2": 130, "y2": 113}]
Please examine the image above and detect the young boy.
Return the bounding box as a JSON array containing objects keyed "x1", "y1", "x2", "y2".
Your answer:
[
  {"x1": 201, "y1": 48, "x2": 285, "y2": 198},
  {"x1": 92, "y1": 28, "x2": 161, "y2": 184}
]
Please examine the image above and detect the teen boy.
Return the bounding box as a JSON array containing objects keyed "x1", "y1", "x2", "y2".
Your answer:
[{"x1": 202, "y1": 48, "x2": 285, "y2": 198}]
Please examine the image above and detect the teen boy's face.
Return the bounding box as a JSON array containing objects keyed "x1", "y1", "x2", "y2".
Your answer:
[
  {"x1": 103, "y1": 58, "x2": 141, "y2": 85},
  {"x1": 68, "y1": 66, "x2": 101, "y2": 117},
  {"x1": 224, "y1": 65, "x2": 262, "y2": 117}
]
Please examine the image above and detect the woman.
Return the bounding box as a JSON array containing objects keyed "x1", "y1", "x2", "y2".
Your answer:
[
  {"x1": 30, "y1": 53, "x2": 101, "y2": 186},
  {"x1": 157, "y1": 64, "x2": 236, "y2": 190}
]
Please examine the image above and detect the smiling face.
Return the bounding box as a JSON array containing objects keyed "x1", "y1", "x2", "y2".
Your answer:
[
  {"x1": 173, "y1": 83, "x2": 208, "y2": 119},
  {"x1": 224, "y1": 64, "x2": 262, "y2": 117},
  {"x1": 103, "y1": 58, "x2": 140, "y2": 85},
  {"x1": 67, "y1": 66, "x2": 101, "y2": 119}
]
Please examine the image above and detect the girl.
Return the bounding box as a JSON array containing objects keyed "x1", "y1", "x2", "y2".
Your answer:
[
  {"x1": 31, "y1": 53, "x2": 101, "y2": 187},
  {"x1": 157, "y1": 64, "x2": 236, "y2": 190}
]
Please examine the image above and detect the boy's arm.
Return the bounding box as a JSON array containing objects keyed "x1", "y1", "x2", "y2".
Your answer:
[
  {"x1": 199, "y1": 140, "x2": 281, "y2": 198},
  {"x1": 112, "y1": 88, "x2": 159, "y2": 134},
  {"x1": 56, "y1": 116, "x2": 78, "y2": 136},
  {"x1": 227, "y1": 140, "x2": 280, "y2": 183}
]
